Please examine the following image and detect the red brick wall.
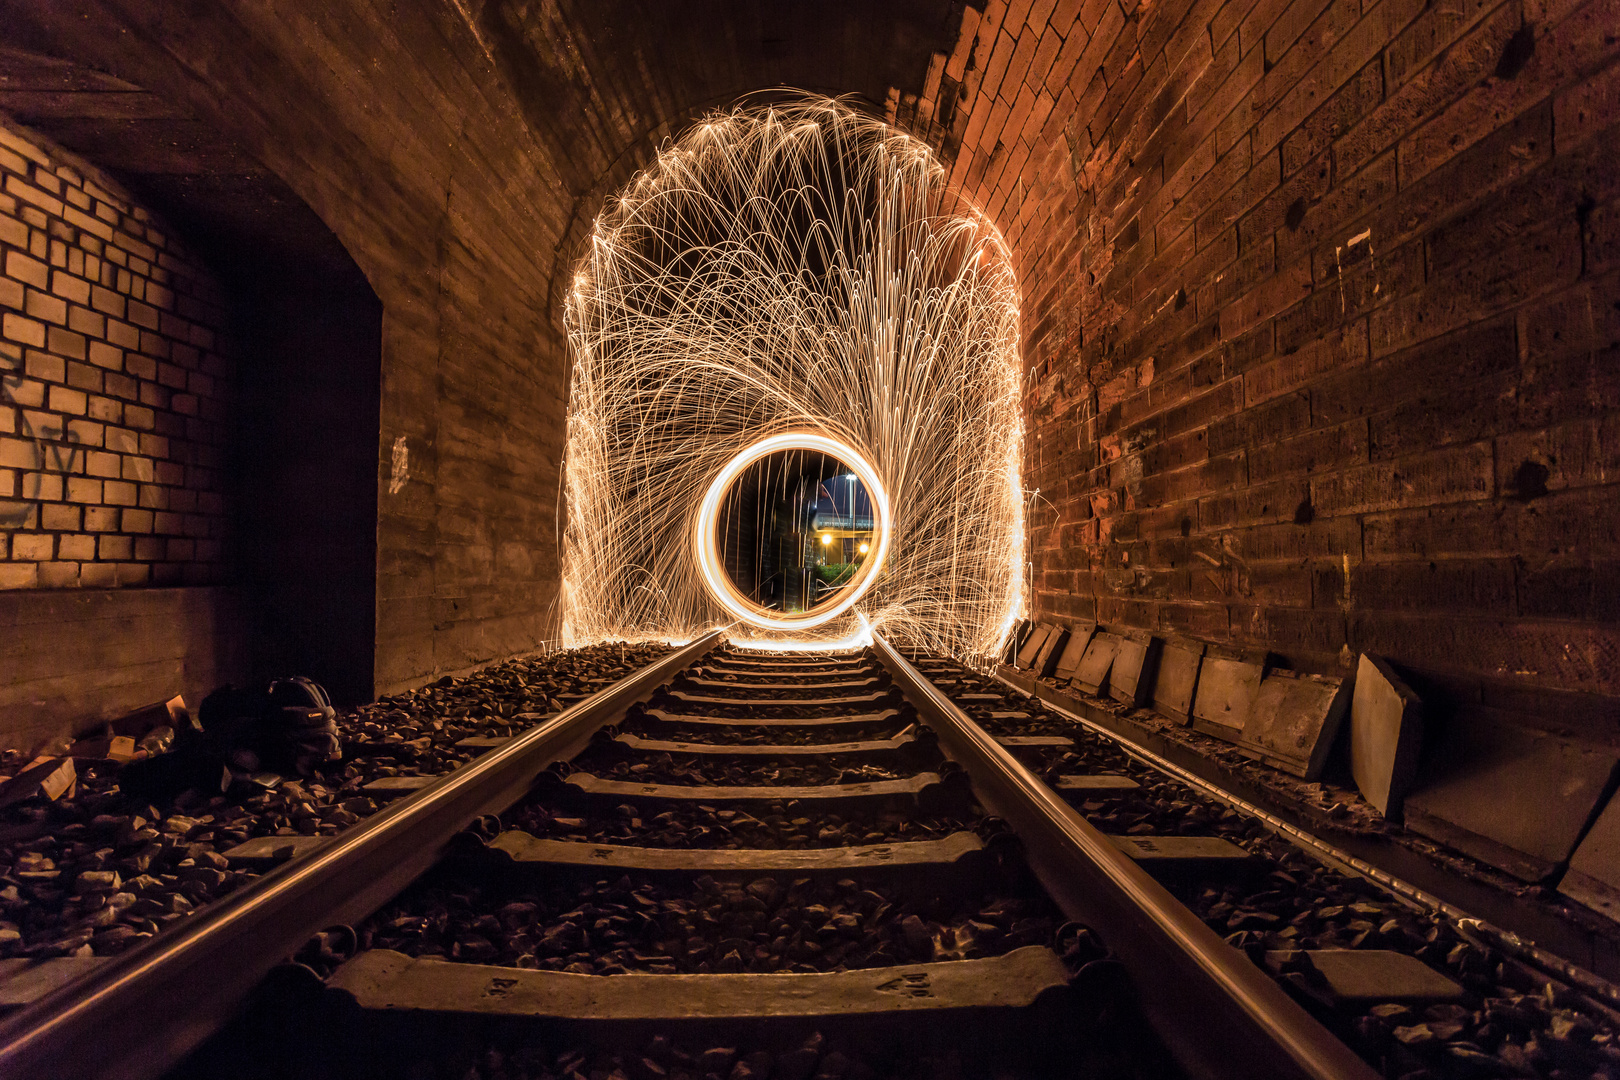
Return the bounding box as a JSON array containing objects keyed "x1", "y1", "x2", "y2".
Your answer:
[
  {"x1": 0, "y1": 117, "x2": 231, "y2": 592},
  {"x1": 900, "y1": 0, "x2": 1620, "y2": 739}
]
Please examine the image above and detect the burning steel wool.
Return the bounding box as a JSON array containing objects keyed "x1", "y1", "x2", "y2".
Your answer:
[{"x1": 562, "y1": 95, "x2": 1023, "y2": 658}]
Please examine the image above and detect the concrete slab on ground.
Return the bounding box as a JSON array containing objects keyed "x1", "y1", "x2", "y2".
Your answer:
[
  {"x1": 1191, "y1": 655, "x2": 1262, "y2": 737},
  {"x1": 645, "y1": 708, "x2": 901, "y2": 727},
  {"x1": 1404, "y1": 716, "x2": 1620, "y2": 882},
  {"x1": 1032, "y1": 626, "x2": 1067, "y2": 677},
  {"x1": 564, "y1": 771, "x2": 944, "y2": 804},
  {"x1": 615, "y1": 733, "x2": 914, "y2": 755},
  {"x1": 1053, "y1": 620, "x2": 1096, "y2": 682},
  {"x1": 1109, "y1": 635, "x2": 1161, "y2": 709},
  {"x1": 488, "y1": 830, "x2": 987, "y2": 875},
  {"x1": 683, "y1": 676, "x2": 884, "y2": 692},
  {"x1": 1056, "y1": 774, "x2": 1141, "y2": 793},
  {"x1": 1107, "y1": 834, "x2": 1258, "y2": 878},
  {"x1": 1073, "y1": 632, "x2": 1123, "y2": 696},
  {"x1": 1349, "y1": 655, "x2": 1424, "y2": 819},
  {"x1": 1015, "y1": 624, "x2": 1053, "y2": 669},
  {"x1": 222, "y1": 834, "x2": 328, "y2": 865},
  {"x1": 1153, "y1": 639, "x2": 1204, "y2": 725},
  {"x1": 364, "y1": 775, "x2": 434, "y2": 796},
  {"x1": 665, "y1": 688, "x2": 892, "y2": 708},
  {"x1": 1232, "y1": 670, "x2": 1350, "y2": 781},
  {"x1": 0, "y1": 957, "x2": 107, "y2": 1008},
  {"x1": 1560, "y1": 790, "x2": 1620, "y2": 921},
  {"x1": 1264, "y1": 950, "x2": 1463, "y2": 1006}
]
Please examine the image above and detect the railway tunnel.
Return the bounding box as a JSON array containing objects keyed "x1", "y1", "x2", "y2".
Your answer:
[{"x1": 0, "y1": 2, "x2": 1616, "y2": 1078}]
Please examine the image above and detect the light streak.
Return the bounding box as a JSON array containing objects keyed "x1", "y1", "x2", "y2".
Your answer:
[{"x1": 561, "y1": 94, "x2": 1024, "y2": 659}]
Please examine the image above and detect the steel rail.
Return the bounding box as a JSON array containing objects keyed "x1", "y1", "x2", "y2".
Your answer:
[
  {"x1": 0, "y1": 630, "x2": 724, "y2": 1080},
  {"x1": 872, "y1": 634, "x2": 1379, "y2": 1080},
  {"x1": 1011, "y1": 673, "x2": 1620, "y2": 1024}
]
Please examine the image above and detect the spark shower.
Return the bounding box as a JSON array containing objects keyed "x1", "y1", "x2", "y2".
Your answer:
[{"x1": 561, "y1": 95, "x2": 1024, "y2": 657}]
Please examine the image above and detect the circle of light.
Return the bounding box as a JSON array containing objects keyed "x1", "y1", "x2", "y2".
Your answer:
[{"x1": 694, "y1": 431, "x2": 892, "y2": 631}]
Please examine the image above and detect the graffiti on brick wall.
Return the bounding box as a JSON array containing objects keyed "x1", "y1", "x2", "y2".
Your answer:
[{"x1": 1, "y1": 368, "x2": 89, "y2": 529}]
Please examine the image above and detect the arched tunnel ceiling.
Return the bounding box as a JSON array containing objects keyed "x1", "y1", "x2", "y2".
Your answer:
[
  {"x1": 460, "y1": 0, "x2": 972, "y2": 314},
  {"x1": 0, "y1": 44, "x2": 367, "y2": 289},
  {"x1": 0, "y1": 0, "x2": 979, "y2": 330}
]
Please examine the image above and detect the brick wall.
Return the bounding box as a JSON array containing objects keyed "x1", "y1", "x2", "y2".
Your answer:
[
  {"x1": 0, "y1": 116, "x2": 231, "y2": 592},
  {"x1": 896, "y1": 0, "x2": 1620, "y2": 740},
  {"x1": 15, "y1": 0, "x2": 1615, "y2": 743}
]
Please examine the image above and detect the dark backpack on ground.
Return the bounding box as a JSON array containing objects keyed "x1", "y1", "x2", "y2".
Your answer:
[
  {"x1": 202, "y1": 677, "x2": 341, "y2": 774},
  {"x1": 121, "y1": 677, "x2": 342, "y2": 800}
]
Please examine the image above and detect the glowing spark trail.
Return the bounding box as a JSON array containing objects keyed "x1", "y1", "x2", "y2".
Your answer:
[{"x1": 562, "y1": 95, "x2": 1024, "y2": 658}]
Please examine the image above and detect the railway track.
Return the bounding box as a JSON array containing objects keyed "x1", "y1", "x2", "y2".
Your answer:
[{"x1": 0, "y1": 633, "x2": 1453, "y2": 1080}]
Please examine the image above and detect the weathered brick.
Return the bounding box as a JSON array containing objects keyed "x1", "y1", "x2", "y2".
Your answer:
[
  {"x1": 1323, "y1": 556, "x2": 1517, "y2": 615},
  {"x1": 12, "y1": 533, "x2": 53, "y2": 560},
  {"x1": 1312, "y1": 320, "x2": 1518, "y2": 426},
  {"x1": 1220, "y1": 253, "x2": 1313, "y2": 338},
  {"x1": 25, "y1": 288, "x2": 67, "y2": 326},
  {"x1": 1280, "y1": 60, "x2": 1383, "y2": 176},
  {"x1": 1328, "y1": 89, "x2": 1555, "y2": 270},
  {"x1": 1245, "y1": 320, "x2": 1368, "y2": 406},
  {"x1": 1351, "y1": 612, "x2": 1620, "y2": 696},
  {"x1": 1368, "y1": 370, "x2": 1517, "y2": 462},
  {"x1": 1228, "y1": 514, "x2": 1361, "y2": 561},
  {"x1": 1556, "y1": 55, "x2": 1620, "y2": 152},
  {"x1": 1249, "y1": 419, "x2": 1368, "y2": 481},
  {"x1": 1195, "y1": 147, "x2": 1281, "y2": 249},
  {"x1": 1496, "y1": 414, "x2": 1620, "y2": 497},
  {"x1": 57, "y1": 533, "x2": 94, "y2": 561},
  {"x1": 2, "y1": 312, "x2": 45, "y2": 347},
  {"x1": 1588, "y1": 198, "x2": 1620, "y2": 276},
  {"x1": 1370, "y1": 217, "x2": 1580, "y2": 357},
  {"x1": 1280, "y1": 239, "x2": 1422, "y2": 351},
  {"x1": 1235, "y1": 475, "x2": 1311, "y2": 524},
  {"x1": 40, "y1": 504, "x2": 77, "y2": 531},
  {"x1": 1311, "y1": 441, "x2": 1494, "y2": 515},
  {"x1": 1519, "y1": 272, "x2": 1620, "y2": 362},
  {"x1": 1231, "y1": 601, "x2": 1348, "y2": 663},
  {"x1": 1399, "y1": 0, "x2": 1620, "y2": 185},
  {"x1": 5, "y1": 250, "x2": 48, "y2": 289},
  {"x1": 98, "y1": 534, "x2": 132, "y2": 560},
  {"x1": 36, "y1": 560, "x2": 79, "y2": 587},
  {"x1": 1334, "y1": 1, "x2": 1520, "y2": 181},
  {"x1": 1427, "y1": 138, "x2": 1620, "y2": 281}
]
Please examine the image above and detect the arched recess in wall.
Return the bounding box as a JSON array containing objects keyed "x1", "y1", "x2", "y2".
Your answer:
[
  {"x1": 560, "y1": 95, "x2": 1025, "y2": 658},
  {"x1": 0, "y1": 45, "x2": 383, "y2": 718}
]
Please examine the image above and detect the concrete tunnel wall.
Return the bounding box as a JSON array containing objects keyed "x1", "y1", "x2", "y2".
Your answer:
[{"x1": 0, "y1": 0, "x2": 1616, "y2": 880}]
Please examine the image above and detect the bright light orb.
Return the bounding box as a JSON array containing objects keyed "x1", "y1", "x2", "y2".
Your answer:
[{"x1": 695, "y1": 431, "x2": 891, "y2": 631}]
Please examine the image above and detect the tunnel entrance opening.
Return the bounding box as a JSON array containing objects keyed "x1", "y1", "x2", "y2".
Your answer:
[
  {"x1": 698, "y1": 432, "x2": 889, "y2": 631},
  {"x1": 562, "y1": 94, "x2": 1024, "y2": 657}
]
